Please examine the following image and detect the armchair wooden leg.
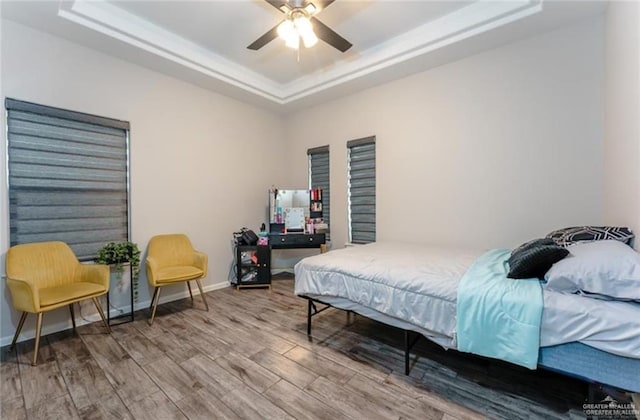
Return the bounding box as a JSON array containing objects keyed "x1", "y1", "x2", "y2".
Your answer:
[
  {"x1": 69, "y1": 303, "x2": 76, "y2": 330},
  {"x1": 149, "y1": 288, "x2": 159, "y2": 312},
  {"x1": 187, "y1": 282, "x2": 194, "y2": 302},
  {"x1": 149, "y1": 287, "x2": 162, "y2": 325},
  {"x1": 32, "y1": 312, "x2": 43, "y2": 366},
  {"x1": 195, "y1": 279, "x2": 209, "y2": 311},
  {"x1": 91, "y1": 297, "x2": 111, "y2": 334},
  {"x1": 9, "y1": 312, "x2": 28, "y2": 352}
]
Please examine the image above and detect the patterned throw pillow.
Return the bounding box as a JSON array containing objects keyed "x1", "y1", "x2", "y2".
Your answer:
[
  {"x1": 508, "y1": 238, "x2": 570, "y2": 279},
  {"x1": 546, "y1": 226, "x2": 634, "y2": 247}
]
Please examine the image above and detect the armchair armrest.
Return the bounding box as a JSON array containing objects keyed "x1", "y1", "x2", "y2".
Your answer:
[
  {"x1": 6, "y1": 277, "x2": 39, "y2": 313},
  {"x1": 76, "y1": 263, "x2": 110, "y2": 291},
  {"x1": 193, "y1": 250, "x2": 208, "y2": 277},
  {"x1": 146, "y1": 256, "x2": 159, "y2": 286}
]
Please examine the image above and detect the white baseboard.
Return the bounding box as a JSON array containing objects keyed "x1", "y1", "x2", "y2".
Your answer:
[{"x1": 0, "y1": 281, "x2": 230, "y2": 347}]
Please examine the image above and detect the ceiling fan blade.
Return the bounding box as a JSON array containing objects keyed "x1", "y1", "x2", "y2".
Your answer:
[
  {"x1": 247, "y1": 23, "x2": 280, "y2": 50},
  {"x1": 265, "y1": 0, "x2": 290, "y2": 13},
  {"x1": 311, "y1": 17, "x2": 352, "y2": 52}
]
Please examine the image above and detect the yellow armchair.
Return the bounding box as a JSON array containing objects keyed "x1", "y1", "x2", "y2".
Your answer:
[
  {"x1": 6, "y1": 241, "x2": 111, "y2": 365},
  {"x1": 146, "y1": 234, "x2": 209, "y2": 324}
]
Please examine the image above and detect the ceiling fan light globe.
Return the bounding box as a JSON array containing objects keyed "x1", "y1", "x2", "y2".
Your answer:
[
  {"x1": 277, "y1": 19, "x2": 295, "y2": 40},
  {"x1": 303, "y1": 32, "x2": 318, "y2": 48},
  {"x1": 285, "y1": 34, "x2": 300, "y2": 50},
  {"x1": 294, "y1": 15, "x2": 313, "y2": 37}
]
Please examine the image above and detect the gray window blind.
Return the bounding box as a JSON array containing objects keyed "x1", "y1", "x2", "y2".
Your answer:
[
  {"x1": 6, "y1": 98, "x2": 130, "y2": 261},
  {"x1": 348, "y1": 136, "x2": 376, "y2": 244},
  {"x1": 308, "y1": 145, "x2": 330, "y2": 240}
]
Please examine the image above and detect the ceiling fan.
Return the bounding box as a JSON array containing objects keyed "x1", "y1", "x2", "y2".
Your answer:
[{"x1": 248, "y1": 0, "x2": 352, "y2": 53}]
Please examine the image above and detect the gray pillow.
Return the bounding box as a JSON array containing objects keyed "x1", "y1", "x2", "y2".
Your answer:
[{"x1": 544, "y1": 240, "x2": 640, "y2": 300}]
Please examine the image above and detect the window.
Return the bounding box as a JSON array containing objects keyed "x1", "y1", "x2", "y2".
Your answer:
[
  {"x1": 308, "y1": 145, "x2": 330, "y2": 240},
  {"x1": 6, "y1": 98, "x2": 130, "y2": 261},
  {"x1": 347, "y1": 136, "x2": 376, "y2": 244}
]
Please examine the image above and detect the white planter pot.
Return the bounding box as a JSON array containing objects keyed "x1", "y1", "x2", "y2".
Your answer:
[{"x1": 109, "y1": 262, "x2": 132, "y2": 311}]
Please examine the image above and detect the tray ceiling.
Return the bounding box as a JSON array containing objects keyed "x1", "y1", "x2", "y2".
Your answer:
[{"x1": 2, "y1": 0, "x2": 608, "y2": 112}]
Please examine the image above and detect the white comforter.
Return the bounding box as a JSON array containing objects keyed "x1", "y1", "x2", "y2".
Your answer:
[{"x1": 295, "y1": 242, "x2": 479, "y2": 344}]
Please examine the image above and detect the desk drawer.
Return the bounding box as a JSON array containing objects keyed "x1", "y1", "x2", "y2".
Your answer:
[{"x1": 269, "y1": 233, "x2": 325, "y2": 248}]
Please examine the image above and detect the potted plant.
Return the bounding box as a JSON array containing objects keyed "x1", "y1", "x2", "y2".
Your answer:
[{"x1": 95, "y1": 241, "x2": 141, "y2": 302}]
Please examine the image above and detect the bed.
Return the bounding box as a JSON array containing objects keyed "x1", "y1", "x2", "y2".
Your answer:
[{"x1": 294, "y1": 241, "x2": 640, "y2": 393}]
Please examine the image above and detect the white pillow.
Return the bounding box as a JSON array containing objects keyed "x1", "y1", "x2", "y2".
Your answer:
[{"x1": 544, "y1": 240, "x2": 640, "y2": 300}]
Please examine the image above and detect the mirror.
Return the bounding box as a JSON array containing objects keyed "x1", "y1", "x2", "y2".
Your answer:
[{"x1": 269, "y1": 189, "x2": 310, "y2": 230}]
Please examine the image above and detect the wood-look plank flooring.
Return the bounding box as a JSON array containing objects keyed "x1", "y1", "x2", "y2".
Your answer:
[{"x1": 1, "y1": 275, "x2": 589, "y2": 420}]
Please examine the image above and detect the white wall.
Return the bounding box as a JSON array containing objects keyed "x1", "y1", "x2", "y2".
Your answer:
[
  {"x1": 0, "y1": 20, "x2": 287, "y2": 344},
  {"x1": 603, "y1": 1, "x2": 640, "y2": 239},
  {"x1": 285, "y1": 17, "x2": 605, "y2": 251}
]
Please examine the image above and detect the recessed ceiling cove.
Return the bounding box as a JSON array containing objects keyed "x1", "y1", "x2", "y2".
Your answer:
[{"x1": 55, "y1": 0, "x2": 543, "y2": 105}]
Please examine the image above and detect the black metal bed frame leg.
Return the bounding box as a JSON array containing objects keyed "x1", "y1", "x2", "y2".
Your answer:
[
  {"x1": 404, "y1": 330, "x2": 422, "y2": 375},
  {"x1": 307, "y1": 299, "x2": 312, "y2": 336},
  {"x1": 405, "y1": 330, "x2": 410, "y2": 375},
  {"x1": 303, "y1": 297, "x2": 337, "y2": 341},
  {"x1": 302, "y1": 294, "x2": 423, "y2": 376}
]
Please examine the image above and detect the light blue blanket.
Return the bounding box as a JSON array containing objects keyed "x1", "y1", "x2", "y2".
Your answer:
[{"x1": 456, "y1": 249, "x2": 543, "y2": 369}]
